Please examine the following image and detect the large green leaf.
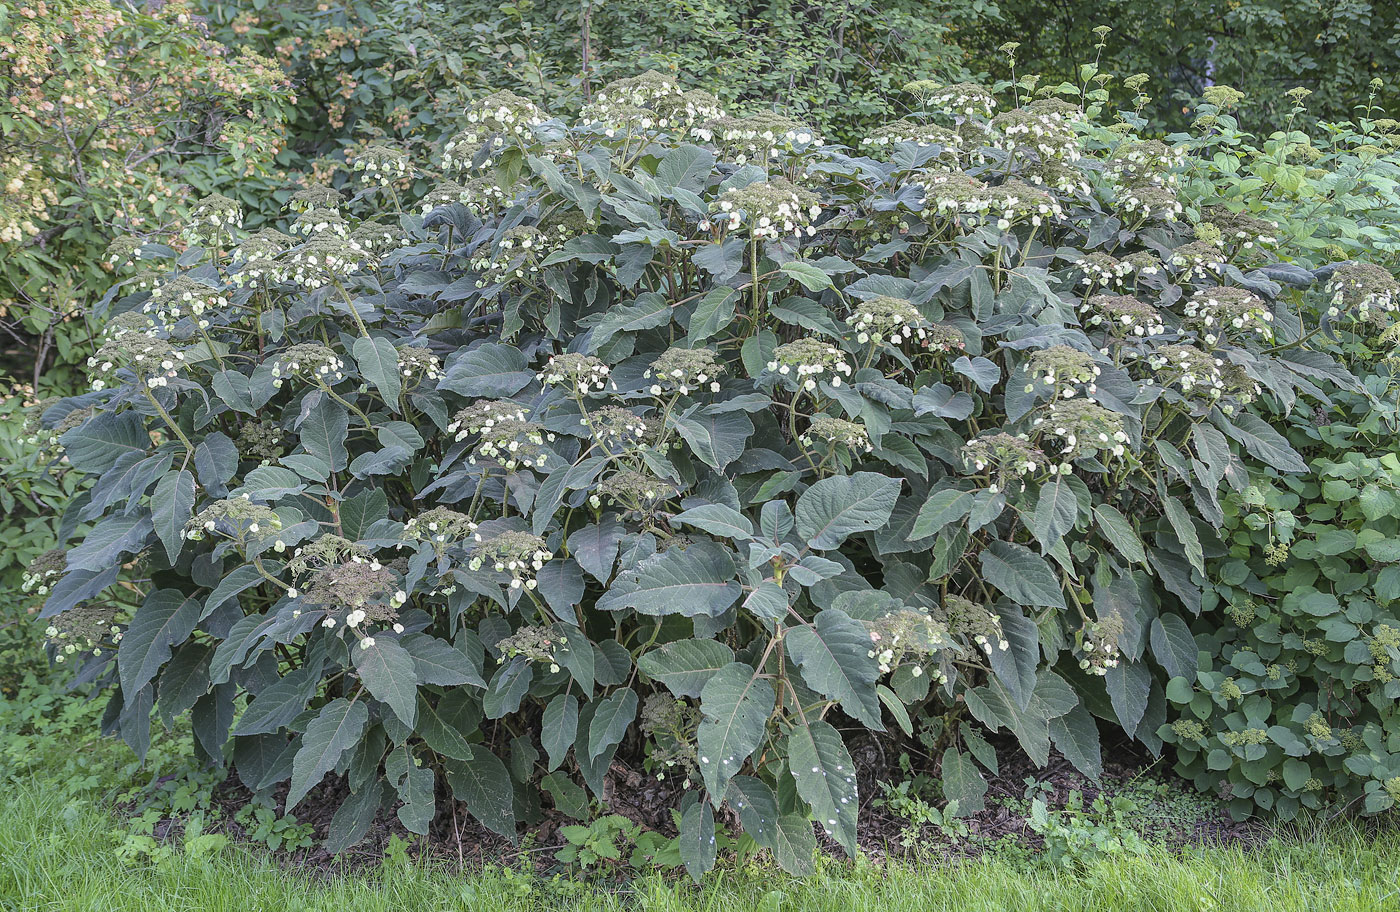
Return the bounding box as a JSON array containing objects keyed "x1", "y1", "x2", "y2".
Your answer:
[
  {"x1": 287, "y1": 698, "x2": 368, "y2": 810},
  {"x1": 696, "y1": 662, "x2": 775, "y2": 796},
  {"x1": 671, "y1": 503, "x2": 755, "y2": 540},
  {"x1": 400, "y1": 633, "x2": 485, "y2": 688},
  {"x1": 637, "y1": 638, "x2": 735, "y2": 698},
  {"x1": 234, "y1": 668, "x2": 316, "y2": 736},
  {"x1": 59, "y1": 411, "x2": 148, "y2": 474},
  {"x1": 438, "y1": 343, "x2": 533, "y2": 397},
  {"x1": 596, "y1": 541, "x2": 740, "y2": 617},
  {"x1": 1031, "y1": 476, "x2": 1078, "y2": 551},
  {"x1": 980, "y1": 541, "x2": 1066, "y2": 609},
  {"x1": 784, "y1": 609, "x2": 883, "y2": 729},
  {"x1": 941, "y1": 747, "x2": 987, "y2": 815},
  {"x1": 1049, "y1": 704, "x2": 1103, "y2": 779},
  {"x1": 151, "y1": 469, "x2": 195, "y2": 564},
  {"x1": 541, "y1": 694, "x2": 578, "y2": 771},
  {"x1": 587, "y1": 689, "x2": 638, "y2": 760},
  {"x1": 1093, "y1": 504, "x2": 1146, "y2": 565},
  {"x1": 354, "y1": 638, "x2": 419, "y2": 727},
  {"x1": 300, "y1": 397, "x2": 349, "y2": 472},
  {"x1": 786, "y1": 719, "x2": 858, "y2": 853},
  {"x1": 770, "y1": 813, "x2": 817, "y2": 875},
  {"x1": 909, "y1": 486, "x2": 975, "y2": 541},
  {"x1": 1163, "y1": 495, "x2": 1204, "y2": 575},
  {"x1": 118, "y1": 589, "x2": 202, "y2": 707},
  {"x1": 444, "y1": 745, "x2": 516, "y2": 839},
  {"x1": 678, "y1": 800, "x2": 717, "y2": 883},
  {"x1": 795, "y1": 472, "x2": 902, "y2": 549},
  {"x1": 1150, "y1": 614, "x2": 1199, "y2": 680},
  {"x1": 674, "y1": 410, "x2": 754, "y2": 470},
  {"x1": 353, "y1": 335, "x2": 402, "y2": 410}
]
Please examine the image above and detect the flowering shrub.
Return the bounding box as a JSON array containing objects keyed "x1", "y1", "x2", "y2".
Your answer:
[{"x1": 32, "y1": 71, "x2": 1400, "y2": 874}]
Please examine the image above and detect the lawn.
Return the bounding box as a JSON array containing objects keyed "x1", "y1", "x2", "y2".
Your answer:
[{"x1": 1, "y1": 762, "x2": 1396, "y2": 911}]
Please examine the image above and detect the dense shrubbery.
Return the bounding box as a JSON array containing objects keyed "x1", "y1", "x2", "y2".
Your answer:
[
  {"x1": 29, "y1": 66, "x2": 1400, "y2": 871},
  {"x1": 0, "y1": 0, "x2": 293, "y2": 387}
]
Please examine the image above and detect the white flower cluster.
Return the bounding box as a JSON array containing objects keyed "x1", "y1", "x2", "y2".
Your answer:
[
  {"x1": 1147, "y1": 344, "x2": 1226, "y2": 399},
  {"x1": 469, "y1": 418, "x2": 554, "y2": 471},
  {"x1": 711, "y1": 179, "x2": 822, "y2": 240},
  {"x1": 645, "y1": 347, "x2": 723, "y2": 396},
  {"x1": 538, "y1": 352, "x2": 613, "y2": 393},
  {"x1": 397, "y1": 346, "x2": 443, "y2": 385},
  {"x1": 1080, "y1": 293, "x2": 1165, "y2": 338},
  {"x1": 185, "y1": 193, "x2": 244, "y2": 244},
  {"x1": 799, "y1": 414, "x2": 873, "y2": 453},
  {"x1": 285, "y1": 237, "x2": 361, "y2": 289},
  {"x1": 1032, "y1": 400, "x2": 1130, "y2": 469},
  {"x1": 271, "y1": 343, "x2": 346, "y2": 389},
  {"x1": 1073, "y1": 252, "x2": 1134, "y2": 289},
  {"x1": 464, "y1": 90, "x2": 548, "y2": 140},
  {"x1": 986, "y1": 178, "x2": 1063, "y2": 229},
  {"x1": 88, "y1": 337, "x2": 187, "y2": 392},
  {"x1": 1116, "y1": 184, "x2": 1183, "y2": 222},
  {"x1": 470, "y1": 226, "x2": 544, "y2": 288},
  {"x1": 1324, "y1": 262, "x2": 1400, "y2": 323},
  {"x1": 1168, "y1": 241, "x2": 1227, "y2": 279},
  {"x1": 231, "y1": 229, "x2": 293, "y2": 286},
  {"x1": 990, "y1": 104, "x2": 1082, "y2": 163},
  {"x1": 290, "y1": 207, "x2": 350, "y2": 238},
  {"x1": 468, "y1": 531, "x2": 554, "y2": 590},
  {"x1": 1105, "y1": 140, "x2": 1185, "y2": 187},
  {"x1": 915, "y1": 172, "x2": 993, "y2": 218},
  {"x1": 860, "y1": 120, "x2": 961, "y2": 153},
  {"x1": 1024, "y1": 345, "x2": 1102, "y2": 399},
  {"x1": 351, "y1": 144, "x2": 411, "y2": 187},
  {"x1": 768, "y1": 337, "x2": 854, "y2": 391},
  {"x1": 913, "y1": 82, "x2": 997, "y2": 119},
  {"x1": 1183, "y1": 287, "x2": 1274, "y2": 346},
  {"x1": 697, "y1": 113, "x2": 821, "y2": 164},
  {"x1": 145, "y1": 275, "x2": 229, "y2": 330},
  {"x1": 448, "y1": 400, "x2": 529, "y2": 441},
  {"x1": 848, "y1": 295, "x2": 928, "y2": 346}
]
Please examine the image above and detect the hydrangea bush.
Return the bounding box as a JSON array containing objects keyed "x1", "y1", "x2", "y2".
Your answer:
[{"x1": 34, "y1": 73, "x2": 1400, "y2": 873}]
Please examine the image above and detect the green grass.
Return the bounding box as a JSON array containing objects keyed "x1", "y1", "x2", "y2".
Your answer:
[
  {"x1": 0, "y1": 778, "x2": 1396, "y2": 912},
  {"x1": 0, "y1": 655, "x2": 1396, "y2": 911}
]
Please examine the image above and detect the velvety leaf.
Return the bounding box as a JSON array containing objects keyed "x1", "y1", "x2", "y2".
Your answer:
[
  {"x1": 1093, "y1": 504, "x2": 1147, "y2": 565},
  {"x1": 941, "y1": 747, "x2": 987, "y2": 815},
  {"x1": 637, "y1": 638, "x2": 736, "y2": 698},
  {"x1": 696, "y1": 662, "x2": 775, "y2": 796},
  {"x1": 354, "y1": 638, "x2": 419, "y2": 727},
  {"x1": 118, "y1": 589, "x2": 202, "y2": 708},
  {"x1": 444, "y1": 745, "x2": 516, "y2": 839},
  {"x1": 795, "y1": 472, "x2": 901, "y2": 549},
  {"x1": 287, "y1": 698, "x2": 368, "y2": 810},
  {"x1": 596, "y1": 541, "x2": 740, "y2": 617},
  {"x1": 542, "y1": 694, "x2": 579, "y2": 771},
  {"x1": 786, "y1": 719, "x2": 858, "y2": 853},
  {"x1": 353, "y1": 335, "x2": 402, "y2": 410},
  {"x1": 679, "y1": 800, "x2": 718, "y2": 883},
  {"x1": 1150, "y1": 614, "x2": 1199, "y2": 680},
  {"x1": 151, "y1": 469, "x2": 195, "y2": 564},
  {"x1": 587, "y1": 689, "x2": 638, "y2": 760},
  {"x1": 785, "y1": 609, "x2": 883, "y2": 729},
  {"x1": 909, "y1": 486, "x2": 975, "y2": 541},
  {"x1": 980, "y1": 541, "x2": 1066, "y2": 609}
]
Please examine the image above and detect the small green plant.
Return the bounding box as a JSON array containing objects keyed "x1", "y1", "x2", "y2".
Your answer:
[
  {"x1": 874, "y1": 780, "x2": 966, "y2": 846},
  {"x1": 1025, "y1": 786, "x2": 1151, "y2": 868},
  {"x1": 557, "y1": 814, "x2": 641, "y2": 871},
  {"x1": 234, "y1": 804, "x2": 316, "y2": 853}
]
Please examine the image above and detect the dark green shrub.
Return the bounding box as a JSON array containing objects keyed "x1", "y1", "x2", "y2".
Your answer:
[{"x1": 34, "y1": 72, "x2": 1400, "y2": 875}]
